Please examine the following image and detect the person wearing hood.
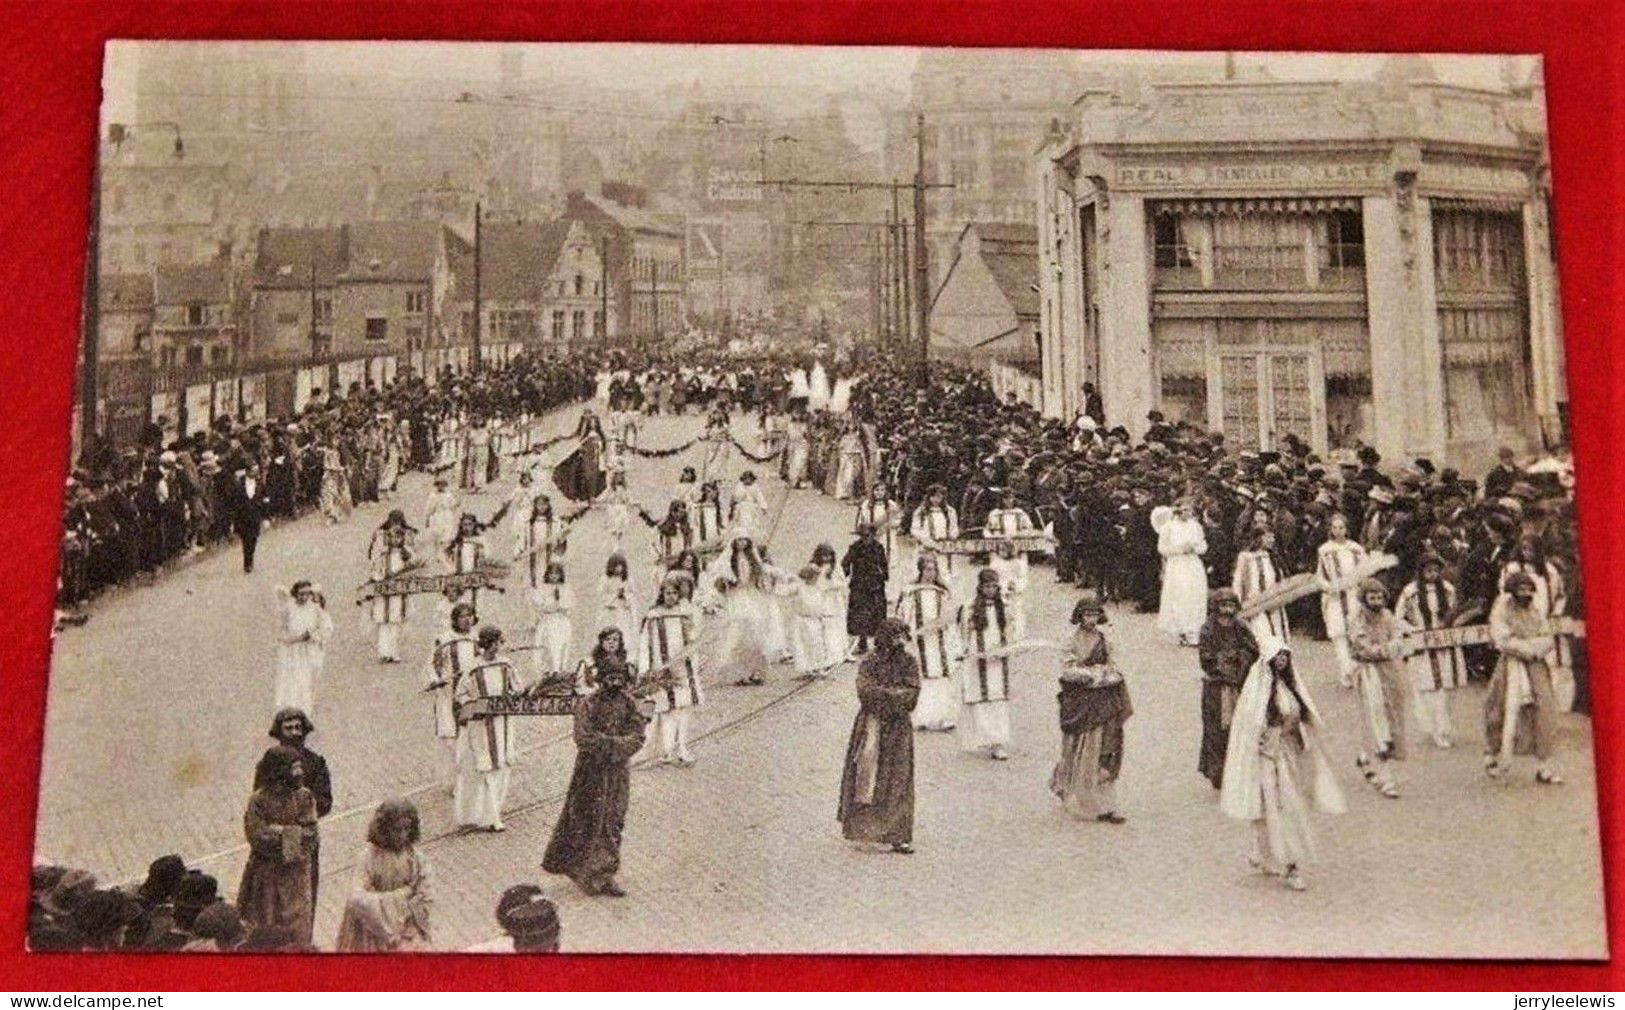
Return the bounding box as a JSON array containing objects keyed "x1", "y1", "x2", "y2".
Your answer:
[{"x1": 1219, "y1": 636, "x2": 1345, "y2": 891}]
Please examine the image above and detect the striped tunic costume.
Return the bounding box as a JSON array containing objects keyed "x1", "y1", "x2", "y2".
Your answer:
[
  {"x1": 428, "y1": 632, "x2": 477, "y2": 739},
  {"x1": 639, "y1": 606, "x2": 703, "y2": 713},
  {"x1": 1395, "y1": 579, "x2": 1467, "y2": 691},
  {"x1": 960, "y1": 599, "x2": 1013, "y2": 705},
  {"x1": 454, "y1": 660, "x2": 520, "y2": 772},
  {"x1": 1234, "y1": 549, "x2": 1291, "y2": 643},
  {"x1": 896, "y1": 582, "x2": 957, "y2": 680}
]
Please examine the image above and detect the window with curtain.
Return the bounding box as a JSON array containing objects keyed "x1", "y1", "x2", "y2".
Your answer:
[
  {"x1": 1440, "y1": 306, "x2": 1530, "y2": 446},
  {"x1": 1434, "y1": 209, "x2": 1524, "y2": 291},
  {"x1": 1210, "y1": 214, "x2": 1309, "y2": 289}
]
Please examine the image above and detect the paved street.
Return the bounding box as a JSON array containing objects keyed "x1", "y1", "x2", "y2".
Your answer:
[{"x1": 36, "y1": 409, "x2": 1606, "y2": 958}]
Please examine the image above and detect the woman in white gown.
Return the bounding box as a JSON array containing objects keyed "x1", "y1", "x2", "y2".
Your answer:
[
  {"x1": 1219, "y1": 636, "x2": 1345, "y2": 891},
  {"x1": 275, "y1": 581, "x2": 333, "y2": 717},
  {"x1": 1315, "y1": 513, "x2": 1367, "y2": 688},
  {"x1": 1155, "y1": 501, "x2": 1209, "y2": 645},
  {"x1": 706, "y1": 536, "x2": 788, "y2": 685}
]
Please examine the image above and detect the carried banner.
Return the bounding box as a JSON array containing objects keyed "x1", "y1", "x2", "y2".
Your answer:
[
  {"x1": 1238, "y1": 553, "x2": 1398, "y2": 619},
  {"x1": 1405, "y1": 616, "x2": 1585, "y2": 652},
  {"x1": 930, "y1": 533, "x2": 1057, "y2": 556},
  {"x1": 358, "y1": 570, "x2": 501, "y2": 601},
  {"x1": 455, "y1": 668, "x2": 694, "y2": 718}
]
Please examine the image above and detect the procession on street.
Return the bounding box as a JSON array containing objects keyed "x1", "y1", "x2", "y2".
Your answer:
[{"x1": 31, "y1": 42, "x2": 1602, "y2": 960}]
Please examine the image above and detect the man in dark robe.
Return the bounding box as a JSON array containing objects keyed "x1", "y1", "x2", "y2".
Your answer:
[
  {"x1": 1196, "y1": 588, "x2": 1259, "y2": 789},
  {"x1": 841, "y1": 523, "x2": 889, "y2": 656},
  {"x1": 237, "y1": 746, "x2": 317, "y2": 947},
  {"x1": 837, "y1": 619, "x2": 920, "y2": 853},
  {"x1": 252, "y1": 709, "x2": 332, "y2": 918},
  {"x1": 543, "y1": 660, "x2": 647, "y2": 897}
]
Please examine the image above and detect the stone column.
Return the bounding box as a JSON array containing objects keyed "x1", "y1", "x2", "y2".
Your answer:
[
  {"x1": 1362, "y1": 185, "x2": 1446, "y2": 463},
  {"x1": 1522, "y1": 187, "x2": 1564, "y2": 444},
  {"x1": 1099, "y1": 192, "x2": 1155, "y2": 439}
]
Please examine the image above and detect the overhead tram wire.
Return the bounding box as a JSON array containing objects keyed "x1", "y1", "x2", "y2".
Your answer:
[{"x1": 140, "y1": 86, "x2": 869, "y2": 131}]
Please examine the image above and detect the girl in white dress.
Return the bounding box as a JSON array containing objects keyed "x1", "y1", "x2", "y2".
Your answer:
[
  {"x1": 784, "y1": 565, "x2": 836, "y2": 679},
  {"x1": 854, "y1": 485, "x2": 902, "y2": 573},
  {"x1": 423, "y1": 477, "x2": 461, "y2": 566},
  {"x1": 1156, "y1": 501, "x2": 1209, "y2": 645},
  {"x1": 811, "y1": 543, "x2": 849, "y2": 665},
  {"x1": 597, "y1": 552, "x2": 639, "y2": 651},
  {"x1": 1315, "y1": 513, "x2": 1367, "y2": 688},
  {"x1": 638, "y1": 578, "x2": 704, "y2": 765},
  {"x1": 599, "y1": 471, "x2": 635, "y2": 547},
  {"x1": 833, "y1": 421, "x2": 867, "y2": 501},
  {"x1": 529, "y1": 562, "x2": 574, "y2": 679},
  {"x1": 444, "y1": 514, "x2": 491, "y2": 611},
  {"x1": 275, "y1": 581, "x2": 333, "y2": 717},
  {"x1": 896, "y1": 553, "x2": 960, "y2": 732},
  {"x1": 729, "y1": 471, "x2": 771, "y2": 540},
  {"x1": 691, "y1": 482, "x2": 728, "y2": 558}
]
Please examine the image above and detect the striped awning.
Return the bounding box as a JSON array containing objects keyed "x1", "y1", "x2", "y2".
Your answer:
[
  {"x1": 1153, "y1": 197, "x2": 1361, "y2": 216},
  {"x1": 1429, "y1": 196, "x2": 1527, "y2": 214}
]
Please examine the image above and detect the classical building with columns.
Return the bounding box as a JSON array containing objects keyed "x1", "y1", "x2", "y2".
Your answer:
[{"x1": 1035, "y1": 63, "x2": 1561, "y2": 469}]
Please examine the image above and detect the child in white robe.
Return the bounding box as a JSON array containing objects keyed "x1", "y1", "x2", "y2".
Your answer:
[
  {"x1": 529, "y1": 562, "x2": 574, "y2": 679},
  {"x1": 986, "y1": 539, "x2": 1030, "y2": 643},
  {"x1": 425, "y1": 602, "x2": 479, "y2": 746},
  {"x1": 597, "y1": 553, "x2": 639, "y2": 651}
]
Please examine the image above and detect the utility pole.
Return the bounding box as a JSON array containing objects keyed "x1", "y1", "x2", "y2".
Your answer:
[
  {"x1": 913, "y1": 111, "x2": 931, "y2": 386},
  {"x1": 471, "y1": 200, "x2": 482, "y2": 374},
  {"x1": 599, "y1": 235, "x2": 610, "y2": 345},
  {"x1": 881, "y1": 199, "x2": 895, "y2": 341},
  {"x1": 756, "y1": 124, "x2": 949, "y2": 384},
  {"x1": 79, "y1": 156, "x2": 102, "y2": 461},
  {"x1": 899, "y1": 215, "x2": 912, "y2": 358},
  {"x1": 307, "y1": 234, "x2": 319, "y2": 361}
]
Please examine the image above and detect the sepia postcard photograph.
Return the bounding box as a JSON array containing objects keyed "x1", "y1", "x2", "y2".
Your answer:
[{"x1": 30, "y1": 40, "x2": 1603, "y2": 959}]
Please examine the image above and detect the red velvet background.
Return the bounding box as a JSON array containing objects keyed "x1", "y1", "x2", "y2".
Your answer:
[{"x1": 0, "y1": 0, "x2": 1618, "y2": 990}]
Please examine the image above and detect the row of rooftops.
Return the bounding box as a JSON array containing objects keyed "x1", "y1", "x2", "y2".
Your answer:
[
  {"x1": 100, "y1": 261, "x2": 231, "y2": 312},
  {"x1": 104, "y1": 192, "x2": 681, "y2": 312}
]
